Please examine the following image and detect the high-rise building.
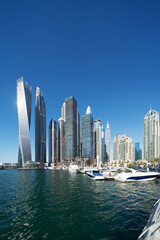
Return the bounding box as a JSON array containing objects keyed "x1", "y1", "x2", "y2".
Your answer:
[
  {"x1": 48, "y1": 119, "x2": 59, "y2": 165},
  {"x1": 135, "y1": 142, "x2": 142, "y2": 160},
  {"x1": 77, "y1": 109, "x2": 81, "y2": 157},
  {"x1": 35, "y1": 87, "x2": 46, "y2": 165},
  {"x1": 82, "y1": 106, "x2": 93, "y2": 159},
  {"x1": 65, "y1": 96, "x2": 78, "y2": 159},
  {"x1": 144, "y1": 109, "x2": 160, "y2": 160},
  {"x1": 17, "y1": 77, "x2": 32, "y2": 168},
  {"x1": 113, "y1": 134, "x2": 135, "y2": 161},
  {"x1": 105, "y1": 122, "x2": 111, "y2": 162},
  {"x1": 94, "y1": 119, "x2": 103, "y2": 166},
  {"x1": 58, "y1": 118, "x2": 65, "y2": 161},
  {"x1": 61, "y1": 102, "x2": 66, "y2": 122},
  {"x1": 102, "y1": 127, "x2": 106, "y2": 163}
]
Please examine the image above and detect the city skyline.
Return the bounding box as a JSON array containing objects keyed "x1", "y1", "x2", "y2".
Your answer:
[
  {"x1": 16, "y1": 80, "x2": 160, "y2": 164},
  {"x1": 1, "y1": 0, "x2": 160, "y2": 163},
  {"x1": 5, "y1": 79, "x2": 160, "y2": 163},
  {"x1": 5, "y1": 80, "x2": 160, "y2": 163}
]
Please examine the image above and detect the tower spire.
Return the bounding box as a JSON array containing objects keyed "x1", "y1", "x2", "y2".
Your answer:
[
  {"x1": 150, "y1": 104, "x2": 152, "y2": 112},
  {"x1": 86, "y1": 106, "x2": 92, "y2": 115}
]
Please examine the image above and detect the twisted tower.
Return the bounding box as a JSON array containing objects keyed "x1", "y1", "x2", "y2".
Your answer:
[{"x1": 17, "y1": 77, "x2": 32, "y2": 168}]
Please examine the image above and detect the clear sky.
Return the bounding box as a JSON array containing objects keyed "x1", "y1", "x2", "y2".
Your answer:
[{"x1": 1, "y1": 0, "x2": 160, "y2": 163}]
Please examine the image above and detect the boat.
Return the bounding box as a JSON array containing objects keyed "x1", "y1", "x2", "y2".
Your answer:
[
  {"x1": 102, "y1": 170, "x2": 118, "y2": 180},
  {"x1": 114, "y1": 167, "x2": 160, "y2": 182},
  {"x1": 61, "y1": 166, "x2": 68, "y2": 170},
  {"x1": 87, "y1": 169, "x2": 105, "y2": 180},
  {"x1": 84, "y1": 167, "x2": 95, "y2": 173},
  {"x1": 138, "y1": 198, "x2": 160, "y2": 240},
  {"x1": 76, "y1": 167, "x2": 85, "y2": 174},
  {"x1": 101, "y1": 167, "x2": 119, "y2": 180},
  {"x1": 68, "y1": 162, "x2": 79, "y2": 172},
  {"x1": 54, "y1": 166, "x2": 61, "y2": 170},
  {"x1": 44, "y1": 166, "x2": 55, "y2": 170},
  {"x1": 44, "y1": 166, "x2": 61, "y2": 170}
]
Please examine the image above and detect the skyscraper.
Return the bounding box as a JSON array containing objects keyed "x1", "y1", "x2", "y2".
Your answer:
[
  {"x1": 65, "y1": 96, "x2": 78, "y2": 159},
  {"x1": 102, "y1": 127, "x2": 106, "y2": 163},
  {"x1": 77, "y1": 109, "x2": 81, "y2": 157},
  {"x1": 35, "y1": 87, "x2": 46, "y2": 165},
  {"x1": 61, "y1": 102, "x2": 66, "y2": 122},
  {"x1": 82, "y1": 106, "x2": 93, "y2": 159},
  {"x1": 113, "y1": 134, "x2": 135, "y2": 161},
  {"x1": 105, "y1": 122, "x2": 111, "y2": 162},
  {"x1": 48, "y1": 119, "x2": 59, "y2": 165},
  {"x1": 144, "y1": 109, "x2": 160, "y2": 160},
  {"x1": 58, "y1": 117, "x2": 65, "y2": 161},
  {"x1": 94, "y1": 119, "x2": 103, "y2": 166},
  {"x1": 17, "y1": 77, "x2": 32, "y2": 168},
  {"x1": 135, "y1": 142, "x2": 142, "y2": 160}
]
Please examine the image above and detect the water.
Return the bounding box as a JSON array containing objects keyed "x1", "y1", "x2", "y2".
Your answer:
[{"x1": 0, "y1": 170, "x2": 160, "y2": 240}]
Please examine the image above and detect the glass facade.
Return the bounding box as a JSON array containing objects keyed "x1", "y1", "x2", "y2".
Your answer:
[
  {"x1": 144, "y1": 109, "x2": 160, "y2": 160},
  {"x1": 101, "y1": 128, "x2": 106, "y2": 163},
  {"x1": 65, "y1": 96, "x2": 78, "y2": 159},
  {"x1": 48, "y1": 119, "x2": 59, "y2": 165},
  {"x1": 105, "y1": 122, "x2": 111, "y2": 162},
  {"x1": 35, "y1": 87, "x2": 46, "y2": 165},
  {"x1": 82, "y1": 110, "x2": 93, "y2": 158},
  {"x1": 61, "y1": 102, "x2": 66, "y2": 122},
  {"x1": 135, "y1": 142, "x2": 142, "y2": 160},
  {"x1": 77, "y1": 109, "x2": 81, "y2": 157},
  {"x1": 17, "y1": 77, "x2": 32, "y2": 168},
  {"x1": 58, "y1": 118, "x2": 65, "y2": 161}
]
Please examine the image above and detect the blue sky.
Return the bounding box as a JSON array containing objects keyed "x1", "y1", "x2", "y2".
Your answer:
[{"x1": 0, "y1": 0, "x2": 160, "y2": 163}]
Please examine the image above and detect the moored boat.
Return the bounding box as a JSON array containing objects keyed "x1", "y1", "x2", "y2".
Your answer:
[
  {"x1": 114, "y1": 168, "x2": 160, "y2": 182},
  {"x1": 68, "y1": 163, "x2": 79, "y2": 172},
  {"x1": 101, "y1": 167, "x2": 119, "y2": 180},
  {"x1": 87, "y1": 169, "x2": 105, "y2": 180}
]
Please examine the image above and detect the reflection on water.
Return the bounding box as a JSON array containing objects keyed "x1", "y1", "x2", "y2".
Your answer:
[{"x1": 0, "y1": 170, "x2": 160, "y2": 240}]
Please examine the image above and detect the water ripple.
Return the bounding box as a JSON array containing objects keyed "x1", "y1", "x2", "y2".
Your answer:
[{"x1": 0, "y1": 170, "x2": 160, "y2": 240}]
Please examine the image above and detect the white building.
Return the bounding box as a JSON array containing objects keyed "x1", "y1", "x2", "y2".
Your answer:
[
  {"x1": 105, "y1": 122, "x2": 111, "y2": 162},
  {"x1": 61, "y1": 102, "x2": 66, "y2": 122},
  {"x1": 144, "y1": 109, "x2": 160, "y2": 160},
  {"x1": 113, "y1": 134, "x2": 135, "y2": 162},
  {"x1": 94, "y1": 119, "x2": 103, "y2": 166}
]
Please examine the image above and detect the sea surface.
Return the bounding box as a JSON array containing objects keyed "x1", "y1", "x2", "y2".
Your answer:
[{"x1": 0, "y1": 169, "x2": 160, "y2": 240}]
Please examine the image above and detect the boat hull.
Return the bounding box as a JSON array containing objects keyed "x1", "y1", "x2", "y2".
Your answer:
[
  {"x1": 87, "y1": 172, "x2": 105, "y2": 180},
  {"x1": 115, "y1": 173, "x2": 159, "y2": 182}
]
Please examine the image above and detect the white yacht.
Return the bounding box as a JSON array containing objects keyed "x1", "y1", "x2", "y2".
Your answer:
[
  {"x1": 138, "y1": 199, "x2": 160, "y2": 240},
  {"x1": 87, "y1": 169, "x2": 105, "y2": 180},
  {"x1": 61, "y1": 166, "x2": 68, "y2": 170},
  {"x1": 114, "y1": 168, "x2": 160, "y2": 182},
  {"x1": 68, "y1": 162, "x2": 79, "y2": 172},
  {"x1": 44, "y1": 166, "x2": 55, "y2": 170},
  {"x1": 101, "y1": 167, "x2": 119, "y2": 180}
]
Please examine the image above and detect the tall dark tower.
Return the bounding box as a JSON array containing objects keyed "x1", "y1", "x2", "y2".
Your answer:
[
  {"x1": 35, "y1": 87, "x2": 46, "y2": 165},
  {"x1": 65, "y1": 96, "x2": 78, "y2": 159}
]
